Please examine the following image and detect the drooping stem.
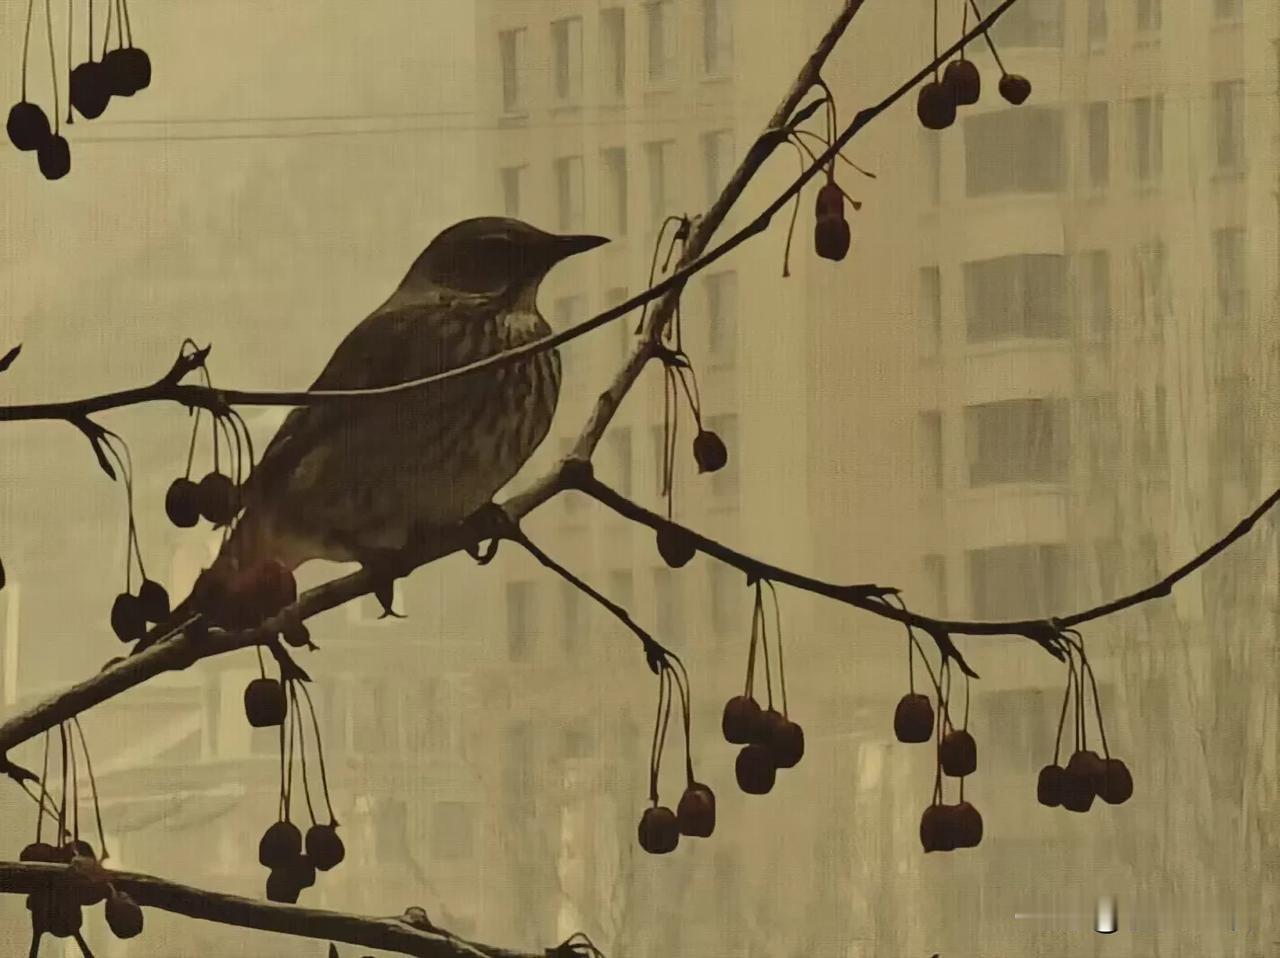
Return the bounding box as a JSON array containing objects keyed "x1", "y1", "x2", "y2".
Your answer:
[
  {"x1": 73, "y1": 717, "x2": 109, "y2": 860},
  {"x1": 297, "y1": 681, "x2": 337, "y2": 825}
]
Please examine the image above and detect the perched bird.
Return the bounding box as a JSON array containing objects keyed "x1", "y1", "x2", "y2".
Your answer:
[{"x1": 147, "y1": 216, "x2": 607, "y2": 642}]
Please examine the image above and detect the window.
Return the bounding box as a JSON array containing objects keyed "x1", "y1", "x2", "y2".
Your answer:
[
  {"x1": 351, "y1": 677, "x2": 393, "y2": 754},
  {"x1": 709, "y1": 562, "x2": 740, "y2": 637},
  {"x1": 920, "y1": 411, "x2": 943, "y2": 489},
  {"x1": 601, "y1": 147, "x2": 628, "y2": 236},
  {"x1": 653, "y1": 566, "x2": 685, "y2": 640},
  {"x1": 1133, "y1": 240, "x2": 1168, "y2": 338},
  {"x1": 1085, "y1": 102, "x2": 1109, "y2": 188},
  {"x1": 1212, "y1": 80, "x2": 1244, "y2": 172},
  {"x1": 919, "y1": 266, "x2": 941, "y2": 357},
  {"x1": 499, "y1": 28, "x2": 527, "y2": 113},
  {"x1": 607, "y1": 287, "x2": 633, "y2": 359},
  {"x1": 964, "y1": 108, "x2": 1065, "y2": 195},
  {"x1": 1136, "y1": 0, "x2": 1161, "y2": 33},
  {"x1": 1214, "y1": 228, "x2": 1247, "y2": 326},
  {"x1": 966, "y1": 399, "x2": 1069, "y2": 485},
  {"x1": 1133, "y1": 96, "x2": 1164, "y2": 182},
  {"x1": 560, "y1": 579, "x2": 583, "y2": 653},
  {"x1": 551, "y1": 18, "x2": 583, "y2": 103},
  {"x1": 1081, "y1": 394, "x2": 1119, "y2": 482},
  {"x1": 706, "y1": 413, "x2": 739, "y2": 502},
  {"x1": 702, "y1": 129, "x2": 735, "y2": 204},
  {"x1": 645, "y1": 140, "x2": 678, "y2": 226},
  {"x1": 1079, "y1": 250, "x2": 1111, "y2": 343},
  {"x1": 646, "y1": 1, "x2": 676, "y2": 83},
  {"x1": 705, "y1": 271, "x2": 738, "y2": 365},
  {"x1": 500, "y1": 166, "x2": 524, "y2": 218},
  {"x1": 505, "y1": 720, "x2": 533, "y2": 798},
  {"x1": 507, "y1": 581, "x2": 536, "y2": 661},
  {"x1": 922, "y1": 131, "x2": 941, "y2": 206},
  {"x1": 1215, "y1": 375, "x2": 1248, "y2": 481},
  {"x1": 431, "y1": 802, "x2": 475, "y2": 860},
  {"x1": 703, "y1": 0, "x2": 733, "y2": 75},
  {"x1": 607, "y1": 426, "x2": 633, "y2": 497},
  {"x1": 1215, "y1": 0, "x2": 1241, "y2": 20},
  {"x1": 963, "y1": 254, "x2": 1067, "y2": 342},
  {"x1": 923, "y1": 554, "x2": 948, "y2": 615},
  {"x1": 991, "y1": 0, "x2": 1063, "y2": 48},
  {"x1": 967, "y1": 543, "x2": 1070, "y2": 618},
  {"x1": 600, "y1": 9, "x2": 627, "y2": 102},
  {"x1": 609, "y1": 570, "x2": 635, "y2": 612},
  {"x1": 1087, "y1": 0, "x2": 1107, "y2": 44},
  {"x1": 554, "y1": 155, "x2": 585, "y2": 232}
]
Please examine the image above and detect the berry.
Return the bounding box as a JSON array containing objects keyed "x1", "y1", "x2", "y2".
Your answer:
[
  {"x1": 197, "y1": 471, "x2": 239, "y2": 525},
  {"x1": 655, "y1": 524, "x2": 696, "y2": 568},
  {"x1": 110, "y1": 593, "x2": 147, "y2": 643},
  {"x1": 7, "y1": 101, "x2": 51, "y2": 151},
  {"x1": 265, "y1": 867, "x2": 301, "y2": 904},
  {"x1": 637, "y1": 805, "x2": 680, "y2": 854},
  {"x1": 676, "y1": 783, "x2": 716, "y2": 838},
  {"x1": 814, "y1": 181, "x2": 844, "y2": 219},
  {"x1": 19, "y1": 841, "x2": 60, "y2": 862},
  {"x1": 244, "y1": 678, "x2": 287, "y2": 728},
  {"x1": 66, "y1": 839, "x2": 95, "y2": 859},
  {"x1": 280, "y1": 855, "x2": 316, "y2": 890},
  {"x1": 943, "y1": 58, "x2": 981, "y2": 106},
  {"x1": 692, "y1": 430, "x2": 728, "y2": 473},
  {"x1": 998, "y1": 73, "x2": 1032, "y2": 105},
  {"x1": 735, "y1": 744, "x2": 776, "y2": 795},
  {"x1": 165, "y1": 477, "x2": 201, "y2": 528},
  {"x1": 101, "y1": 48, "x2": 139, "y2": 97},
  {"x1": 1096, "y1": 757, "x2": 1133, "y2": 805},
  {"x1": 70, "y1": 61, "x2": 111, "y2": 120},
  {"x1": 919, "y1": 803, "x2": 954, "y2": 853},
  {"x1": 258, "y1": 820, "x2": 303, "y2": 869},
  {"x1": 916, "y1": 80, "x2": 955, "y2": 130},
  {"x1": 305, "y1": 823, "x2": 346, "y2": 871},
  {"x1": 893, "y1": 693, "x2": 934, "y2": 743},
  {"x1": 753, "y1": 707, "x2": 786, "y2": 747},
  {"x1": 939, "y1": 729, "x2": 977, "y2": 777},
  {"x1": 138, "y1": 579, "x2": 171, "y2": 624},
  {"x1": 1036, "y1": 764, "x2": 1065, "y2": 808},
  {"x1": 121, "y1": 47, "x2": 152, "y2": 91},
  {"x1": 952, "y1": 801, "x2": 984, "y2": 848},
  {"x1": 47, "y1": 896, "x2": 83, "y2": 938},
  {"x1": 105, "y1": 890, "x2": 144, "y2": 938},
  {"x1": 769, "y1": 717, "x2": 805, "y2": 769},
  {"x1": 1061, "y1": 750, "x2": 1101, "y2": 813},
  {"x1": 38, "y1": 135, "x2": 71, "y2": 181},
  {"x1": 814, "y1": 215, "x2": 851, "y2": 261},
  {"x1": 721, "y1": 695, "x2": 762, "y2": 744}
]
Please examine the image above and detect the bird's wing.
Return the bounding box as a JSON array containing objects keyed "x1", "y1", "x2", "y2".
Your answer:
[{"x1": 242, "y1": 288, "x2": 498, "y2": 506}]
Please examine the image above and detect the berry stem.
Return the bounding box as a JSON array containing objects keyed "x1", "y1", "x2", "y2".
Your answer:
[
  {"x1": 86, "y1": 0, "x2": 93, "y2": 62},
  {"x1": 21, "y1": 0, "x2": 35, "y2": 101},
  {"x1": 68, "y1": 724, "x2": 80, "y2": 841},
  {"x1": 764, "y1": 580, "x2": 789, "y2": 718},
  {"x1": 297, "y1": 680, "x2": 338, "y2": 825},
  {"x1": 1052, "y1": 654, "x2": 1075, "y2": 766},
  {"x1": 64, "y1": 0, "x2": 72, "y2": 126},
  {"x1": 100, "y1": 0, "x2": 110, "y2": 60},
  {"x1": 754, "y1": 582, "x2": 775, "y2": 710},
  {"x1": 668, "y1": 657, "x2": 695, "y2": 787},
  {"x1": 120, "y1": 0, "x2": 132, "y2": 46},
  {"x1": 744, "y1": 583, "x2": 761, "y2": 697},
  {"x1": 780, "y1": 141, "x2": 805, "y2": 278},
  {"x1": 638, "y1": 217, "x2": 683, "y2": 334},
  {"x1": 673, "y1": 360, "x2": 705, "y2": 433},
  {"x1": 73, "y1": 717, "x2": 108, "y2": 860},
  {"x1": 966, "y1": 0, "x2": 1007, "y2": 75},
  {"x1": 647, "y1": 667, "x2": 673, "y2": 805},
  {"x1": 960, "y1": 0, "x2": 969, "y2": 58},
  {"x1": 932, "y1": 0, "x2": 940, "y2": 81},
  {"x1": 288, "y1": 683, "x2": 317, "y2": 827},
  {"x1": 1069, "y1": 630, "x2": 1112, "y2": 760},
  {"x1": 57, "y1": 722, "x2": 69, "y2": 845},
  {"x1": 43, "y1": 0, "x2": 58, "y2": 134},
  {"x1": 35, "y1": 730, "x2": 50, "y2": 843},
  {"x1": 184, "y1": 409, "x2": 203, "y2": 480}
]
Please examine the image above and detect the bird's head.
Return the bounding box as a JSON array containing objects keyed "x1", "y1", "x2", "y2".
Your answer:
[{"x1": 401, "y1": 217, "x2": 609, "y2": 300}]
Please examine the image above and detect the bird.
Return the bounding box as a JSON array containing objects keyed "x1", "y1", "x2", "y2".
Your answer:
[{"x1": 143, "y1": 216, "x2": 608, "y2": 645}]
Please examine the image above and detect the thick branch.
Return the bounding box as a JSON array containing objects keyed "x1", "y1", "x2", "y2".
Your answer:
[{"x1": 0, "y1": 862, "x2": 535, "y2": 958}]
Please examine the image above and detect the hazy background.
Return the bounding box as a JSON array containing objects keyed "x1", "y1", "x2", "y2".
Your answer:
[{"x1": 1, "y1": 0, "x2": 1278, "y2": 956}]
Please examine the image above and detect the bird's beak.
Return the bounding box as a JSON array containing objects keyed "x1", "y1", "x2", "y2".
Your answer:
[{"x1": 553, "y1": 233, "x2": 610, "y2": 260}]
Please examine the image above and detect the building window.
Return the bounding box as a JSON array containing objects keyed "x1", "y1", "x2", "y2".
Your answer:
[
  {"x1": 500, "y1": 166, "x2": 524, "y2": 218},
  {"x1": 507, "y1": 581, "x2": 536, "y2": 661},
  {"x1": 709, "y1": 562, "x2": 740, "y2": 637},
  {"x1": 964, "y1": 108, "x2": 1065, "y2": 195},
  {"x1": 919, "y1": 266, "x2": 941, "y2": 358},
  {"x1": 923, "y1": 554, "x2": 948, "y2": 615},
  {"x1": 1213, "y1": 228, "x2": 1247, "y2": 326},
  {"x1": 560, "y1": 579, "x2": 583, "y2": 654},
  {"x1": 1136, "y1": 0, "x2": 1161, "y2": 33},
  {"x1": 702, "y1": 129, "x2": 735, "y2": 205},
  {"x1": 1079, "y1": 250, "x2": 1111, "y2": 343},
  {"x1": 991, "y1": 0, "x2": 1063, "y2": 48},
  {"x1": 1087, "y1": 0, "x2": 1107, "y2": 44},
  {"x1": 1133, "y1": 240, "x2": 1168, "y2": 339},
  {"x1": 431, "y1": 802, "x2": 475, "y2": 860},
  {"x1": 963, "y1": 254, "x2": 1067, "y2": 343},
  {"x1": 702, "y1": 0, "x2": 733, "y2": 75},
  {"x1": 920, "y1": 411, "x2": 943, "y2": 489},
  {"x1": 600, "y1": 8, "x2": 627, "y2": 102},
  {"x1": 607, "y1": 426, "x2": 633, "y2": 497},
  {"x1": 966, "y1": 399, "x2": 1068, "y2": 486},
  {"x1": 553, "y1": 156, "x2": 585, "y2": 232},
  {"x1": 967, "y1": 543, "x2": 1070, "y2": 619},
  {"x1": 1132, "y1": 96, "x2": 1164, "y2": 183},
  {"x1": 1085, "y1": 102, "x2": 1109, "y2": 188},
  {"x1": 1215, "y1": 0, "x2": 1242, "y2": 20},
  {"x1": 1080, "y1": 394, "x2": 1119, "y2": 483},
  {"x1": 653, "y1": 566, "x2": 686, "y2": 641},
  {"x1": 705, "y1": 271, "x2": 738, "y2": 366},
  {"x1": 505, "y1": 720, "x2": 533, "y2": 798},
  {"x1": 645, "y1": 139, "x2": 678, "y2": 226},
  {"x1": 706, "y1": 412, "x2": 739, "y2": 503},
  {"x1": 646, "y1": 1, "x2": 676, "y2": 83},
  {"x1": 1212, "y1": 80, "x2": 1245, "y2": 172},
  {"x1": 499, "y1": 28, "x2": 527, "y2": 113},
  {"x1": 601, "y1": 147, "x2": 628, "y2": 236},
  {"x1": 551, "y1": 17, "x2": 584, "y2": 104}
]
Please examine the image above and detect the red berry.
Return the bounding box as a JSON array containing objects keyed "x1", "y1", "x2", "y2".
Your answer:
[
  {"x1": 265, "y1": 867, "x2": 301, "y2": 904},
  {"x1": 637, "y1": 806, "x2": 680, "y2": 854},
  {"x1": 814, "y1": 214, "x2": 851, "y2": 261},
  {"x1": 37, "y1": 135, "x2": 71, "y2": 181},
  {"x1": 943, "y1": 58, "x2": 981, "y2": 106},
  {"x1": 893, "y1": 693, "x2": 934, "y2": 743},
  {"x1": 19, "y1": 841, "x2": 60, "y2": 863},
  {"x1": 7, "y1": 101, "x2": 51, "y2": 151},
  {"x1": 721, "y1": 695, "x2": 762, "y2": 745},
  {"x1": 814, "y1": 181, "x2": 844, "y2": 219},
  {"x1": 753, "y1": 707, "x2": 786, "y2": 747}
]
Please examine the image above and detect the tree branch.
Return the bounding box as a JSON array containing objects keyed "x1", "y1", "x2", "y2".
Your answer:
[{"x1": 0, "y1": 861, "x2": 538, "y2": 958}]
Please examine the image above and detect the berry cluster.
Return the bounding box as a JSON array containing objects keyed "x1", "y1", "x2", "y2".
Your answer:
[
  {"x1": 637, "y1": 657, "x2": 716, "y2": 855},
  {"x1": 6, "y1": 0, "x2": 152, "y2": 180},
  {"x1": 1037, "y1": 632, "x2": 1133, "y2": 813},
  {"x1": 248, "y1": 668, "x2": 345, "y2": 902},
  {"x1": 917, "y1": 0, "x2": 1031, "y2": 131},
  {"x1": 20, "y1": 721, "x2": 144, "y2": 946},
  {"x1": 722, "y1": 581, "x2": 804, "y2": 796}
]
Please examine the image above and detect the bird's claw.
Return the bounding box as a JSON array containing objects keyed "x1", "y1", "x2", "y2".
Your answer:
[
  {"x1": 374, "y1": 580, "x2": 406, "y2": 619},
  {"x1": 462, "y1": 504, "x2": 514, "y2": 565}
]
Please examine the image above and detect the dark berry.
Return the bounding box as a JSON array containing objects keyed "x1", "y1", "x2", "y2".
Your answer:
[
  {"x1": 735, "y1": 744, "x2": 776, "y2": 795},
  {"x1": 1061, "y1": 750, "x2": 1101, "y2": 813},
  {"x1": 916, "y1": 80, "x2": 955, "y2": 130},
  {"x1": 655, "y1": 524, "x2": 696, "y2": 568},
  {"x1": 20, "y1": 841, "x2": 60, "y2": 863},
  {"x1": 637, "y1": 805, "x2": 680, "y2": 854},
  {"x1": 952, "y1": 801, "x2": 984, "y2": 848},
  {"x1": 280, "y1": 855, "x2": 316, "y2": 890},
  {"x1": 121, "y1": 47, "x2": 152, "y2": 91},
  {"x1": 893, "y1": 693, "x2": 934, "y2": 743},
  {"x1": 70, "y1": 61, "x2": 111, "y2": 119},
  {"x1": 675, "y1": 783, "x2": 716, "y2": 838},
  {"x1": 814, "y1": 180, "x2": 844, "y2": 219},
  {"x1": 265, "y1": 867, "x2": 301, "y2": 904},
  {"x1": 7, "y1": 101, "x2": 51, "y2": 151},
  {"x1": 110, "y1": 593, "x2": 147, "y2": 643},
  {"x1": 244, "y1": 678, "x2": 287, "y2": 728},
  {"x1": 1037, "y1": 764, "x2": 1065, "y2": 808},
  {"x1": 47, "y1": 896, "x2": 83, "y2": 938},
  {"x1": 753, "y1": 707, "x2": 786, "y2": 748},
  {"x1": 721, "y1": 695, "x2": 762, "y2": 745},
  {"x1": 138, "y1": 579, "x2": 171, "y2": 624},
  {"x1": 197, "y1": 472, "x2": 239, "y2": 525},
  {"x1": 943, "y1": 58, "x2": 981, "y2": 106},
  {"x1": 38, "y1": 135, "x2": 71, "y2": 181},
  {"x1": 1096, "y1": 757, "x2": 1133, "y2": 805},
  {"x1": 692, "y1": 430, "x2": 728, "y2": 473},
  {"x1": 105, "y1": 890, "x2": 144, "y2": 938},
  {"x1": 165, "y1": 477, "x2": 201, "y2": 528},
  {"x1": 101, "y1": 48, "x2": 139, "y2": 97},
  {"x1": 258, "y1": 820, "x2": 302, "y2": 869},
  {"x1": 814, "y1": 214, "x2": 851, "y2": 261},
  {"x1": 769, "y1": 717, "x2": 805, "y2": 769},
  {"x1": 305, "y1": 823, "x2": 346, "y2": 871},
  {"x1": 998, "y1": 73, "x2": 1032, "y2": 106},
  {"x1": 919, "y1": 803, "x2": 954, "y2": 853},
  {"x1": 940, "y1": 729, "x2": 977, "y2": 777}
]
